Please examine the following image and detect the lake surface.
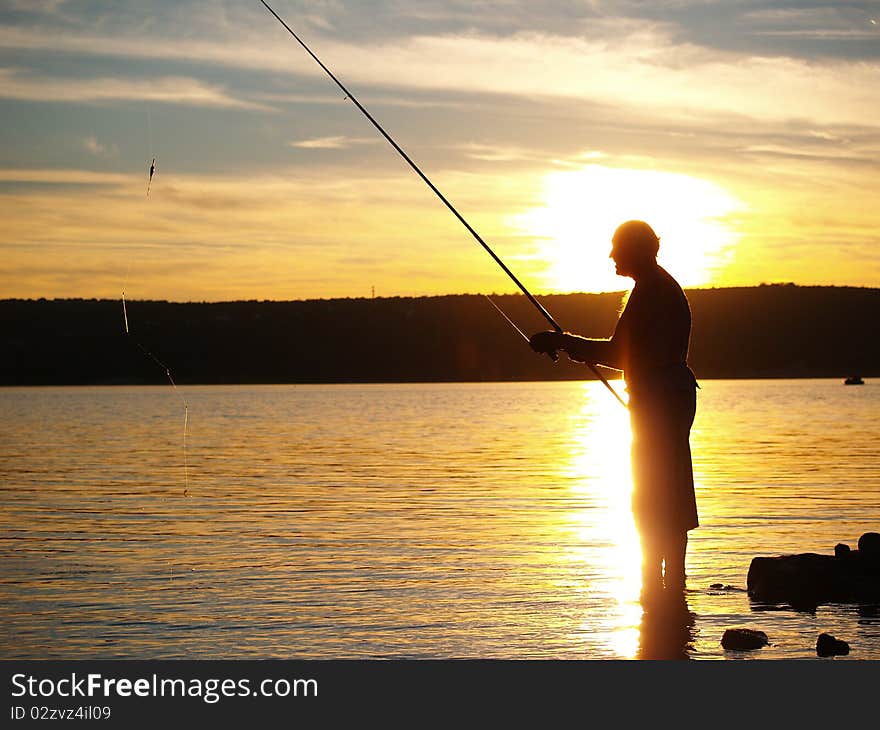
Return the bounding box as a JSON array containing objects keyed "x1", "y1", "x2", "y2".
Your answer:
[{"x1": 1, "y1": 380, "x2": 878, "y2": 659}]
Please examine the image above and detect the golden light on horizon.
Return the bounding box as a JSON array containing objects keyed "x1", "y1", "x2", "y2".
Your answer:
[{"x1": 512, "y1": 165, "x2": 743, "y2": 293}]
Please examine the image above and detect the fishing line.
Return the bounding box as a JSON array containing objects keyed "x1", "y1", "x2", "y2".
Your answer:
[
  {"x1": 118, "y1": 112, "x2": 189, "y2": 492},
  {"x1": 485, "y1": 296, "x2": 530, "y2": 346},
  {"x1": 145, "y1": 109, "x2": 156, "y2": 197},
  {"x1": 121, "y1": 298, "x2": 190, "y2": 493}
]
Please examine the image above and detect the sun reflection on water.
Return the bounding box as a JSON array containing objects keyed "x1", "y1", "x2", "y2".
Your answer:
[{"x1": 563, "y1": 381, "x2": 642, "y2": 657}]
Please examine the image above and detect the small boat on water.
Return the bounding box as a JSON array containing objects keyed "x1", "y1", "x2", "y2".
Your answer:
[{"x1": 844, "y1": 376, "x2": 864, "y2": 385}]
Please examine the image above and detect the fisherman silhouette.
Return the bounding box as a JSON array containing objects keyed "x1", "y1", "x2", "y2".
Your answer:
[{"x1": 530, "y1": 220, "x2": 699, "y2": 603}]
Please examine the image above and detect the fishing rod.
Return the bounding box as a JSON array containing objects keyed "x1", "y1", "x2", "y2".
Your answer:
[{"x1": 259, "y1": 0, "x2": 626, "y2": 408}]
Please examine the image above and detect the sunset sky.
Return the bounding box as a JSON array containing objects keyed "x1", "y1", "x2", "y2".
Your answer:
[{"x1": 1, "y1": 1, "x2": 878, "y2": 301}]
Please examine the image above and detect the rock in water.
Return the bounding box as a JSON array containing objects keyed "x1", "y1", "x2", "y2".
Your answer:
[
  {"x1": 721, "y1": 628, "x2": 769, "y2": 651},
  {"x1": 816, "y1": 633, "x2": 850, "y2": 657},
  {"x1": 858, "y1": 532, "x2": 880, "y2": 563},
  {"x1": 747, "y1": 532, "x2": 880, "y2": 608}
]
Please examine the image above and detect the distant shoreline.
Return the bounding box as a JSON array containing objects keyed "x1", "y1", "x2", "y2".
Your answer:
[
  {"x1": 3, "y1": 285, "x2": 878, "y2": 385},
  {"x1": 4, "y1": 281, "x2": 876, "y2": 306}
]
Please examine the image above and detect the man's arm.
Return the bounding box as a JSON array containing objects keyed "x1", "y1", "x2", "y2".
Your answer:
[
  {"x1": 559, "y1": 334, "x2": 624, "y2": 370},
  {"x1": 529, "y1": 331, "x2": 624, "y2": 370}
]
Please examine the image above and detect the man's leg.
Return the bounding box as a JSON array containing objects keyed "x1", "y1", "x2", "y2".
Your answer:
[
  {"x1": 662, "y1": 531, "x2": 688, "y2": 593},
  {"x1": 639, "y1": 530, "x2": 664, "y2": 603}
]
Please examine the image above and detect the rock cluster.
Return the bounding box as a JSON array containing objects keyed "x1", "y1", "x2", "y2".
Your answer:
[
  {"x1": 747, "y1": 532, "x2": 880, "y2": 608},
  {"x1": 719, "y1": 629, "x2": 854, "y2": 656}
]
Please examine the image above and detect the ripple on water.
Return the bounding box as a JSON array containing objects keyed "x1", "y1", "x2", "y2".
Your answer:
[{"x1": 0, "y1": 380, "x2": 878, "y2": 659}]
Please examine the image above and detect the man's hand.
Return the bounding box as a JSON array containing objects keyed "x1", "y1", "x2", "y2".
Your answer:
[{"x1": 529, "y1": 330, "x2": 564, "y2": 362}]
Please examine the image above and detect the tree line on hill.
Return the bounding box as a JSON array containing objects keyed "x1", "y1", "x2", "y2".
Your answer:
[{"x1": 1, "y1": 285, "x2": 876, "y2": 385}]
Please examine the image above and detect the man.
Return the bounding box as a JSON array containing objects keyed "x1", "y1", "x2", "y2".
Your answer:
[{"x1": 529, "y1": 220, "x2": 698, "y2": 599}]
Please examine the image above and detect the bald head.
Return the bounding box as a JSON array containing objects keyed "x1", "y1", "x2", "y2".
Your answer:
[{"x1": 610, "y1": 220, "x2": 660, "y2": 279}]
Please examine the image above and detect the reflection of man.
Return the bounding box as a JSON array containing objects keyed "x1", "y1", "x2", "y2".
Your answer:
[
  {"x1": 529, "y1": 220, "x2": 698, "y2": 601},
  {"x1": 638, "y1": 594, "x2": 696, "y2": 659}
]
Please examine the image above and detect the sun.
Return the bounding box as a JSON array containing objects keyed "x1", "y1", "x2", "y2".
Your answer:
[{"x1": 511, "y1": 165, "x2": 743, "y2": 293}]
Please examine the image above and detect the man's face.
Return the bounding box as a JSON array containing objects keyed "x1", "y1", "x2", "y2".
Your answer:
[{"x1": 609, "y1": 241, "x2": 634, "y2": 278}]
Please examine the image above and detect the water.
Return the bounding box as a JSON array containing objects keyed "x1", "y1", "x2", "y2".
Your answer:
[{"x1": 1, "y1": 380, "x2": 877, "y2": 659}]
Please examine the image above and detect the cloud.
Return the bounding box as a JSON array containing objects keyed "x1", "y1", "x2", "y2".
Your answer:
[
  {"x1": 743, "y1": 4, "x2": 880, "y2": 36},
  {"x1": 0, "y1": 67, "x2": 269, "y2": 109},
  {"x1": 254, "y1": 90, "x2": 463, "y2": 110},
  {"x1": 4, "y1": 0, "x2": 69, "y2": 14},
  {"x1": 288, "y1": 135, "x2": 375, "y2": 149},
  {"x1": 82, "y1": 135, "x2": 117, "y2": 157},
  {"x1": 1, "y1": 3, "x2": 878, "y2": 299},
  {"x1": 1, "y1": 20, "x2": 878, "y2": 128},
  {"x1": 0, "y1": 164, "x2": 547, "y2": 300},
  {"x1": 455, "y1": 143, "x2": 543, "y2": 163},
  {"x1": 0, "y1": 168, "x2": 130, "y2": 184},
  {"x1": 741, "y1": 143, "x2": 860, "y2": 162},
  {"x1": 755, "y1": 29, "x2": 879, "y2": 39},
  {"x1": 331, "y1": 31, "x2": 879, "y2": 128},
  {"x1": 1, "y1": 152, "x2": 878, "y2": 300}
]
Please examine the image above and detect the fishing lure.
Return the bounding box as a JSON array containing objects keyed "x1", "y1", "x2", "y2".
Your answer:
[{"x1": 146, "y1": 157, "x2": 156, "y2": 197}]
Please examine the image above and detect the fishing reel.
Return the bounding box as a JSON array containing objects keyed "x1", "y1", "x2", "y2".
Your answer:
[{"x1": 529, "y1": 331, "x2": 562, "y2": 362}]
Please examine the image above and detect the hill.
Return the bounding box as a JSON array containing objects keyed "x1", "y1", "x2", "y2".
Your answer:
[{"x1": 1, "y1": 285, "x2": 877, "y2": 385}]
